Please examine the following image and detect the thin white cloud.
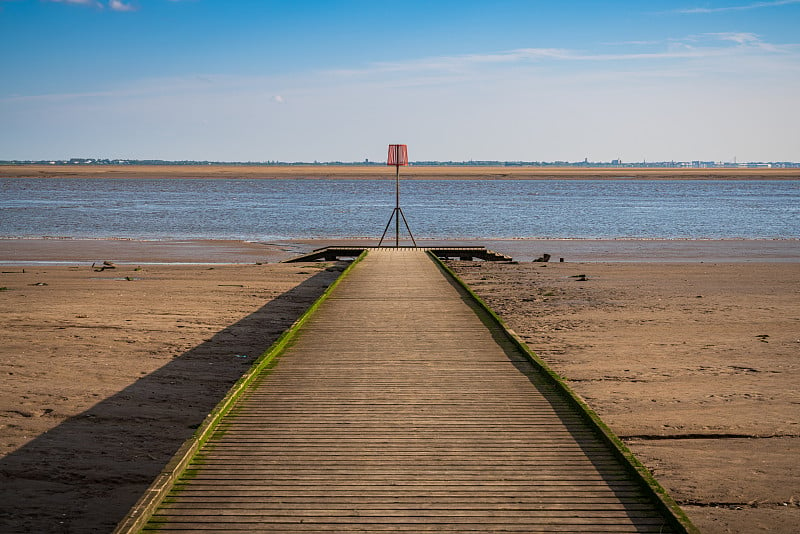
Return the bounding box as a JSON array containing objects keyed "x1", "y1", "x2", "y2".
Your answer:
[
  {"x1": 3, "y1": 33, "x2": 798, "y2": 108},
  {"x1": 359, "y1": 48, "x2": 570, "y2": 75},
  {"x1": 604, "y1": 33, "x2": 791, "y2": 54},
  {"x1": 45, "y1": 0, "x2": 138, "y2": 10},
  {"x1": 706, "y1": 31, "x2": 785, "y2": 52},
  {"x1": 712, "y1": 32, "x2": 761, "y2": 44},
  {"x1": 677, "y1": 0, "x2": 800, "y2": 14},
  {"x1": 602, "y1": 40, "x2": 665, "y2": 46},
  {"x1": 47, "y1": 0, "x2": 102, "y2": 6},
  {"x1": 109, "y1": 0, "x2": 136, "y2": 12},
  {"x1": 333, "y1": 32, "x2": 795, "y2": 81},
  {"x1": 0, "y1": 74, "x2": 295, "y2": 104}
]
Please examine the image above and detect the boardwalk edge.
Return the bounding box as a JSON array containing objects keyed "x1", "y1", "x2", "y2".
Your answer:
[
  {"x1": 429, "y1": 252, "x2": 700, "y2": 534},
  {"x1": 112, "y1": 252, "x2": 368, "y2": 534}
]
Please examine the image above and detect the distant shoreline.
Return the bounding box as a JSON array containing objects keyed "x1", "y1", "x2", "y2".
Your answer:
[{"x1": 2, "y1": 164, "x2": 799, "y2": 180}]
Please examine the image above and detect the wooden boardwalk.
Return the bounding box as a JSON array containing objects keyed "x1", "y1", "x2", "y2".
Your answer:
[{"x1": 144, "y1": 249, "x2": 682, "y2": 533}]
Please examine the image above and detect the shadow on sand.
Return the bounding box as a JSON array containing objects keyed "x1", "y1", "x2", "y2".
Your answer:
[{"x1": 0, "y1": 267, "x2": 341, "y2": 534}]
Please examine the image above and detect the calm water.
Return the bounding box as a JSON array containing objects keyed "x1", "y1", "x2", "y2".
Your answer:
[{"x1": 1, "y1": 178, "x2": 798, "y2": 240}]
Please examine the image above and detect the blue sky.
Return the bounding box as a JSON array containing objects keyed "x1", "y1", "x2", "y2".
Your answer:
[{"x1": 1, "y1": 0, "x2": 799, "y2": 162}]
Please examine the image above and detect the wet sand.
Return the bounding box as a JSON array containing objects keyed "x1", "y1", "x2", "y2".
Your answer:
[
  {"x1": 3, "y1": 237, "x2": 799, "y2": 264},
  {"x1": 0, "y1": 238, "x2": 287, "y2": 264},
  {"x1": 1, "y1": 238, "x2": 798, "y2": 532}
]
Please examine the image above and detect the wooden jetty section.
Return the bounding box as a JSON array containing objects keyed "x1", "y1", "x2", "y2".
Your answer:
[
  {"x1": 283, "y1": 245, "x2": 512, "y2": 263},
  {"x1": 120, "y1": 249, "x2": 694, "y2": 533}
]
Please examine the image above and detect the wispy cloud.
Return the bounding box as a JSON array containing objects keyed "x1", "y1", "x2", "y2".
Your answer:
[
  {"x1": 677, "y1": 0, "x2": 800, "y2": 14},
  {"x1": 47, "y1": 0, "x2": 102, "y2": 6},
  {"x1": 336, "y1": 32, "x2": 795, "y2": 80},
  {"x1": 3, "y1": 32, "x2": 797, "y2": 106},
  {"x1": 707, "y1": 31, "x2": 787, "y2": 51},
  {"x1": 604, "y1": 33, "x2": 791, "y2": 52},
  {"x1": 109, "y1": 0, "x2": 136, "y2": 11},
  {"x1": 1, "y1": 73, "x2": 288, "y2": 104},
  {"x1": 602, "y1": 40, "x2": 665, "y2": 47},
  {"x1": 45, "y1": 0, "x2": 137, "y2": 10},
  {"x1": 356, "y1": 48, "x2": 571, "y2": 75}
]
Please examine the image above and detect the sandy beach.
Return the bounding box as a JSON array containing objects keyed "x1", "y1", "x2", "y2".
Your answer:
[
  {"x1": 2, "y1": 163, "x2": 800, "y2": 180},
  {"x1": 1, "y1": 238, "x2": 798, "y2": 532}
]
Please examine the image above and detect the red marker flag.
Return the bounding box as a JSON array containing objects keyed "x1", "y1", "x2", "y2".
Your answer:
[{"x1": 387, "y1": 144, "x2": 408, "y2": 166}]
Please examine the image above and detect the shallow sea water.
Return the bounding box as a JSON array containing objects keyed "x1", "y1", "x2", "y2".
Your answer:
[{"x1": 1, "y1": 178, "x2": 798, "y2": 240}]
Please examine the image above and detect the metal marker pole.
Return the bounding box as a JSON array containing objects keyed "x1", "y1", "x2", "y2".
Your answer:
[
  {"x1": 395, "y1": 164, "x2": 400, "y2": 248},
  {"x1": 379, "y1": 144, "x2": 414, "y2": 248}
]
